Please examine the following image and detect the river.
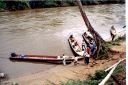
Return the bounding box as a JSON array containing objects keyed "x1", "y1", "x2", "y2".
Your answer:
[{"x1": 0, "y1": 4, "x2": 125, "y2": 79}]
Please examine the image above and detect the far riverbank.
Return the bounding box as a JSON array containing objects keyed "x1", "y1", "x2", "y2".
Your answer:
[{"x1": 0, "y1": 0, "x2": 125, "y2": 11}]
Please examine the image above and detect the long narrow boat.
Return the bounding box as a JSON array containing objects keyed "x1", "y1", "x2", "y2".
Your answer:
[
  {"x1": 68, "y1": 35, "x2": 84, "y2": 57},
  {"x1": 82, "y1": 32, "x2": 93, "y2": 46},
  {"x1": 9, "y1": 53, "x2": 74, "y2": 64}
]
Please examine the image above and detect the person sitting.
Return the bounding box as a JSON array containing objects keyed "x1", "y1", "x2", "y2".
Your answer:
[
  {"x1": 74, "y1": 42, "x2": 80, "y2": 52},
  {"x1": 110, "y1": 26, "x2": 116, "y2": 41},
  {"x1": 11, "y1": 53, "x2": 16, "y2": 57},
  {"x1": 83, "y1": 32, "x2": 88, "y2": 37},
  {"x1": 70, "y1": 35, "x2": 74, "y2": 41},
  {"x1": 75, "y1": 46, "x2": 80, "y2": 52},
  {"x1": 70, "y1": 35, "x2": 73, "y2": 38},
  {"x1": 71, "y1": 40, "x2": 76, "y2": 46}
]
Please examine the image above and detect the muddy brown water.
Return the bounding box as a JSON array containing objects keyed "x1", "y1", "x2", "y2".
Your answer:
[{"x1": 0, "y1": 4, "x2": 125, "y2": 79}]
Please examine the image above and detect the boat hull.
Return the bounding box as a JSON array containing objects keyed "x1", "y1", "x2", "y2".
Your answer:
[
  {"x1": 68, "y1": 39, "x2": 79, "y2": 57},
  {"x1": 68, "y1": 36, "x2": 84, "y2": 57},
  {"x1": 9, "y1": 54, "x2": 73, "y2": 64}
]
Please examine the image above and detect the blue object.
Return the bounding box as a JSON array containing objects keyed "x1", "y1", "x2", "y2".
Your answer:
[{"x1": 20, "y1": 54, "x2": 25, "y2": 58}]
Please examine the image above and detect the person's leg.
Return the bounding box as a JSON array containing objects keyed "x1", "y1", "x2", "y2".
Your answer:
[
  {"x1": 85, "y1": 57, "x2": 88, "y2": 64},
  {"x1": 112, "y1": 35, "x2": 114, "y2": 41},
  {"x1": 88, "y1": 58, "x2": 90, "y2": 64},
  {"x1": 63, "y1": 59, "x2": 66, "y2": 65},
  {"x1": 84, "y1": 57, "x2": 86, "y2": 64},
  {"x1": 74, "y1": 61, "x2": 77, "y2": 65},
  {"x1": 82, "y1": 45, "x2": 85, "y2": 51},
  {"x1": 86, "y1": 57, "x2": 89, "y2": 64}
]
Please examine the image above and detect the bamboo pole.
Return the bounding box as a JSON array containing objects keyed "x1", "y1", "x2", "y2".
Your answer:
[
  {"x1": 99, "y1": 58, "x2": 125, "y2": 85},
  {"x1": 105, "y1": 58, "x2": 125, "y2": 72},
  {"x1": 99, "y1": 63, "x2": 118, "y2": 85}
]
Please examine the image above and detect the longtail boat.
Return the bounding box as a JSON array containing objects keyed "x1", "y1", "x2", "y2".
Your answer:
[
  {"x1": 82, "y1": 32, "x2": 93, "y2": 46},
  {"x1": 9, "y1": 53, "x2": 74, "y2": 64}
]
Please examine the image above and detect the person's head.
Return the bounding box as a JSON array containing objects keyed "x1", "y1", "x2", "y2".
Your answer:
[
  {"x1": 87, "y1": 45, "x2": 90, "y2": 48},
  {"x1": 11, "y1": 53, "x2": 16, "y2": 57},
  {"x1": 71, "y1": 39, "x2": 74, "y2": 42},
  {"x1": 70, "y1": 35, "x2": 73, "y2": 38},
  {"x1": 111, "y1": 26, "x2": 115, "y2": 30},
  {"x1": 84, "y1": 32, "x2": 87, "y2": 35},
  {"x1": 90, "y1": 40, "x2": 93, "y2": 44},
  {"x1": 75, "y1": 42, "x2": 78, "y2": 46}
]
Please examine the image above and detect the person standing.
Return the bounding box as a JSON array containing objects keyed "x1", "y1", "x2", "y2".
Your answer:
[
  {"x1": 90, "y1": 40, "x2": 97, "y2": 59},
  {"x1": 83, "y1": 46, "x2": 90, "y2": 64},
  {"x1": 63, "y1": 54, "x2": 66, "y2": 65},
  {"x1": 73, "y1": 57, "x2": 78, "y2": 65},
  {"x1": 82, "y1": 40, "x2": 86, "y2": 51},
  {"x1": 110, "y1": 26, "x2": 116, "y2": 41}
]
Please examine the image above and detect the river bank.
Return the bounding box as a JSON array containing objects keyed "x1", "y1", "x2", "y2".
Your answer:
[
  {"x1": 1, "y1": 40, "x2": 125, "y2": 85},
  {"x1": 0, "y1": 0, "x2": 125, "y2": 11}
]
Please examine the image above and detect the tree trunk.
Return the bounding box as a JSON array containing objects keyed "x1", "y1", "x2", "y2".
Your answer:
[{"x1": 76, "y1": 0, "x2": 105, "y2": 57}]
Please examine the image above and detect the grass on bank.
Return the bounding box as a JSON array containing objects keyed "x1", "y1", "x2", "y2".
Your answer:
[
  {"x1": 96, "y1": 35, "x2": 125, "y2": 59},
  {"x1": 47, "y1": 70, "x2": 108, "y2": 85}
]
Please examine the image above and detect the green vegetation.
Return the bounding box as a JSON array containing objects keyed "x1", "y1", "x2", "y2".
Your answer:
[
  {"x1": 113, "y1": 63, "x2": 125, "y2": 76},
  {"x1": 54, "y1": 62, "x2": 125, "y2": 85},
  {"x1": 0, "y1": 0, "x2": 6, "y2": 10},
  {"x1": 59, "y1": 70, "x2": 107, "y2": 85},
  {"x1": 0, "y1": 0, "x2": 125, "y2": 11},
  {"x1": 95, "y1": 35, "x2": 125, "y2": 59}
]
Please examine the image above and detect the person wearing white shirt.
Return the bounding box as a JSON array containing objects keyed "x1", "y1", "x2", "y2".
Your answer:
[
  {"x1": 110, "y1": 26, "x2": 116, "y2": 41},
  {"x1": 63, "y1": 54, "x2": 67, "y2": 65},
  {"x1": 83, "y1": 51, "x2": 90, "y2": 64}
]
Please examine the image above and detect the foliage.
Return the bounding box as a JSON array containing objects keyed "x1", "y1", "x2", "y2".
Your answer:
[
  {"x1": 0, "y1": 0, "x2": 6, "y2": 10},
  {"x1": 3, "y1": 0, "x2": 29, "y2": 11},
  {"x1": 95, "y1": 35, "x2": 125, "y2": 59},
  {"x1": 0, "y1": 0, "x2": 125, "y2": 11},
  {"x1": 113, "y1": 63, "x2": 125, "y2": 76},
  {"x1": 90, "y1": 70, "x2": 107, "y2": 80}
]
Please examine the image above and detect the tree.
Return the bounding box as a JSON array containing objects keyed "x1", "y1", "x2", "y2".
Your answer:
[{"x1": 76, "y1": 0, "x2": 105, "y2": 58}]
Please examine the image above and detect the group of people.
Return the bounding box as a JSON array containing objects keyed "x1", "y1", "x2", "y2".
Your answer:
[
  {"x1": 62, "y1": 34, "x2": 97, "y2": 66},
  {"x1": 61, "y1": 25, "x2": 119, "y2": 65},
  {"x1": 82, "y1": 39, "x2": 97, "y2": 65},
  {"x1": 70, "y1": 35, "x2": 80, "y2": 52}
]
